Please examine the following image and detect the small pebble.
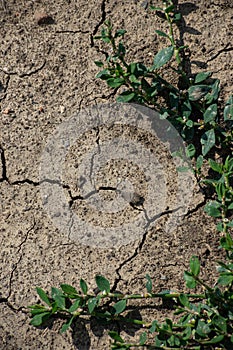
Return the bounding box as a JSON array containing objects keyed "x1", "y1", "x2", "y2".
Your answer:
[{"x1": 2, "y1": 108, "x2": 13, "y2": 115}]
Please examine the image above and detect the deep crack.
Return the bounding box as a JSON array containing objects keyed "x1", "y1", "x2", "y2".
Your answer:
[
  {"x1": 184, "y1": 199, "x2": 207, "y2": 217},
  {"x1": 90, "y1": 0, "x2": 106, "y2": 47},
  {"x1": 55, "y1": 30, "x2": 89, "y2": 34},
  {"x1": 207, "y1": 44, "x2": 233, "y2": 62},
  {"x1": 111, "y1": 206, "x2": 183, "y2": 292},
  {"x1": 0, "y1": 222, "x2": 36, "y2": 314},
  {"x1": 0, "y1": 145, "x2": 7, "y2": 181}
]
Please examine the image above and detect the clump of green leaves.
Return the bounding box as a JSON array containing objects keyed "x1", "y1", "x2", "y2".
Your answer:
[
  {"x1": 94, "y1": 2, "x2": 233, "y2": 158},
  {"x1": 203, "y1": 156, "x2": 233, "y2": 234},
  {"x1": 28, "y1": 252, "x2": 233, "y2": 349}
]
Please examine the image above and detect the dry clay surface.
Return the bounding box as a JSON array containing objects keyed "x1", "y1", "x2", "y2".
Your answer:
[{"x1": 0, "y1": 0, "x2": 233, "y2": 349}]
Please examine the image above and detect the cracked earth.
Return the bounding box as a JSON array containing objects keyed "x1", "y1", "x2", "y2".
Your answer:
[{"x1": 0, "y1": 0, "x2": 233, "y2": 349}]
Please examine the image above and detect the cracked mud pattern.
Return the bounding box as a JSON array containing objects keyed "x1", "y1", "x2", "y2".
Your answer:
[{"x1": 0, "y1": 0, "x2": 232, "y2": 349}]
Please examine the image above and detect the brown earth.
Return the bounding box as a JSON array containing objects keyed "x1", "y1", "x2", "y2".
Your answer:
[{"x1": 0, "y1": 0, "x2": 233, "y2": 349}]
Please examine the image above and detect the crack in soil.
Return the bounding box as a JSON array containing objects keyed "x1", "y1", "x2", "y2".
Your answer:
[
  {"x1": 55, "y1": 30, "x2": 89, "y2": 34},
  {"x1": 0, "y1": 146, "x2": 71, "y2": 188},
  {"x1": 0, "y1": 222, "x2": 36, "y2": 314},
  {"x1": 90, "y1": 0, "x2": 106, "y2": 48},
  {"x1": 0, "y1": 75, "x2": 10, "y2": 102},
  {"x1": 207, "y1": 43, "x2": 233, "y2": 62},
  {"x1": 0, "y1": 145, "x2": 7, "y2": 182},
  {"x1": 184, "y1": 199, "x2": 207, "y2": 217},
  {"x1": 0, "y1": 60, "x2": 46, "y2": 78},
  {"x1": 110, "y1": 207, "x2": 183, "y2": 292},
  {"x1": 111, "y1": 194, "x2": 208, "y2": 293}
]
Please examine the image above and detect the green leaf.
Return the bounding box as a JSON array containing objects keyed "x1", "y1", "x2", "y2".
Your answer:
[
  {"x1": 51, "y1": 287, "x2": 66, "y2": 310},
  {"x1": 136, "y1": 62, "x2": 148, "y2": 75},
  {"x1": 204, "y1": 200, "x2": 221, "y2": 217},
  {"x1": 184, "y1": 271, "x2": 197, "y2": 289},
  {"x1": 128, "y1": 62, "x2": 136, "y2": 74},
  {"x1": 186, "y1": 119, "x2": 193, "y2": 127},
  {"x1": 60, "y1": 316, "x2": 75, "y2": 333},
  {"x1": 80, "y1": 279, "x2": 88, "y2": 295},
  {"x1": 216, "y1": 183, "x2": 226, "y2": 201},
  {"x1": 88, "y1": 297, "x2": 98, "y2": 313},
  {"x1": 181, "y1": 99, "x2": 192, "y2": 119},
  {"x1": 51, "y1": 287, "x2": 64, "y2": 298},
  {"x1": 96, "y1": 69, "x2": 111, "y2": 80},
  {"x1": 102, "y1": 36, "x2": 111, "y2": 44},
  {"x1": 60, "y1": 284, "x2": 78, "y2": 297},
  {"x1": 116, "y1": 91, "x2": 135, "y2": 103},
  {"x1": 218, "y1": 273, "x2": 233, "y2": 286},
  {"x1": 95, "y1": 275, "x2": 110, "y2": 293},
  {"x1": 129, "y1": 74, "x2": 140, "y2": 84},
  {"x1": 145, "y1": 274, "x2": 152, "y2": 293},
  {"x1": 196, "y1": 320, "x2": 211, "y2": 337},
  {"x1": 224, "y1": 95, "x2": 233, "y2": 121},
  {"x1": 194, "y1": 71, "x2": 212, "y2": 84},
  {"x1": 155, "y1": 30, "x2": 169, "y2": 38},
  {"x1": 108, "y1": 331, "x2": 124, "y2": 343},
  {"x1": 28, "y1": 304, "x2": 48, "y2": 315},
  {"x1": 186, "y1": 144, "x2": 196, "y2": 158},
  {"x1": 179, "y1": 293, "x2": 190, "y2": 308},
  {"x1": 165, "y1": 4, "x2": 175, "y2": 13},
  {"x1": 202, "y1": 335, "x2": 224, "y2": 344},
  {"x1": 231, "y1": 334, "x2": 233, "y2": 343},
  {"x1": 217, "y1": 261, "x2": 233, "y2": 271},
  {"x1": 118, "y1": 42, "x2": 126, "y2": 57},
  {"x1": 149, "y1": 320, "x2": 158, "y2": 333},
  {"x1": 212, "y1": 315, "x2": 227, "y2": 333},
  {"x1": 217, "y1": 222, "x2": 224, "y2": 232},
  {"x1": 94, "y1": 61, "x2": 104, "y2": 67},
  {"x1": 220, "y1": 233, "x2": 233, "y2": 251},
  {"x1": 68, "y1": 299, "x2": 81, "y2": 313},
  {"x1": 183, "y1": 327, "x2": 192, "y2": 341},
  {"x1": 204, "y1": 104, "x2": 217, "y2": 123},
  {"x1": 173, "y1": 13, "x2": 181, "y2": 22},
  {"x1": 36, "y1": 287, "x2": 51, "y2": 306},
  {"x1": 153, "y1": 46, "x2": 174, "y2": 69},
  {"x1": 139, "y1": 332, "x2": 147, "y2": 345},
  {"x1": 188, "y1": 85, "x2": 211, "y2": 101},
  {"x1": 196, "y1": 155, "x2": 203, "y2": 170},
  {"x1": 114, "y1": 29, "x2": 127, "y2": 38},
  {"x1": 228, "y1": 203, "x2": 233, "y2": 210},
  {"x1": 208, "y1": 158, "x2": 222, "y2": 173},
  {"x1": 176, "y1": 166, "x2": 190, "y2": 172},
  {"x1": 30, "y1": 312, "x2": 51, "y2": 326},
  {"x1": 113, "y1": 300, "x2": 127, "y2": 314},
  {"x1": 190, "y1": 256, "x2": 200, "y2": 277},
  {"x1": 107, "y1": 77, "x2": 125, "y2": 88},
  {"x1": 205, "y1": 79, "x2": 220, "y2": 103},
  {"x1": 201, "y1": 129, "x2": 215, "y2": 156},
  {"x1": 169, "y1": 91, "x2": 179, "y2": 110},
  {"x1": 150, "y1": 6, "x2": 163, "y2": 11}
]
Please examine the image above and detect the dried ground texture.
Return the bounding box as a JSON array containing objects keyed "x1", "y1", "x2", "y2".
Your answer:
[{"x1": 0, "y1": 0, "x2": 233, "y2": 349}]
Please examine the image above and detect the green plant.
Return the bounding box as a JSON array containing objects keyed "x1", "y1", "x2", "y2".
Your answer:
[
  {"x1": 28, "y1": 1, "x2": 233, "y2": 348},
  {"x1": 203, "y1": 156, "x2": 233, "y2": 235},
  {"x1": 28, "y1": 250, "x2": 233, "y2": 349},
  {"x1": 94, "y1": 2, "x2": 233, "y2": 158}
]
